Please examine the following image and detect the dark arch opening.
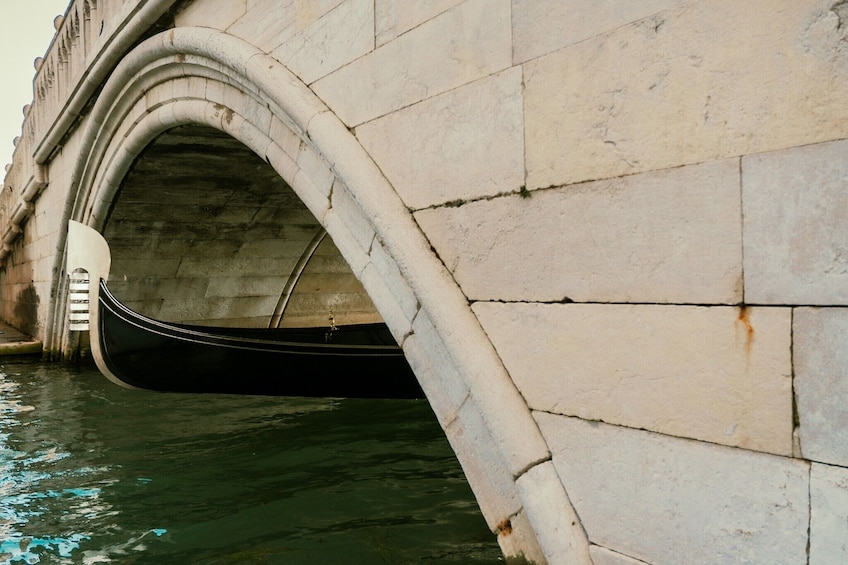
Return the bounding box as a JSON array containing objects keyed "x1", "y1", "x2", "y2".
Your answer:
[{"x1": 101, "y1": 125, "x2": 384, "y2": 330}]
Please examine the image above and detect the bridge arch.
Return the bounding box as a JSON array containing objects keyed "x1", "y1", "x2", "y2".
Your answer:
[{"x1": 51, "y1": 27, "x2": 589, "y2": 563}]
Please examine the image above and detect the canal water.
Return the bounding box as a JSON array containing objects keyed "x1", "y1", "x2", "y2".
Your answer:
[{"x1": 0, "y1": 357, "x2": 502, "y2": 564}]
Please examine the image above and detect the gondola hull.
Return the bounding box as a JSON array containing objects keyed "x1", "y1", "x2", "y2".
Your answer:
[
  {"x1": 66, "y1": 220, "x2": 423, "y2": 399},
  {"x1": 97, "y1": 280, "x2": 424, "y2": 398}
]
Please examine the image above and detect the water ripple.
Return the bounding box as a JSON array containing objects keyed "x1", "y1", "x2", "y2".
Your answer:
[{"x1": 0, "y1": 360, "x2": 500, "y2": 563}]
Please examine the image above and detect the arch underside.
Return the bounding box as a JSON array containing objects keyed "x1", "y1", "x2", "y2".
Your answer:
[
  {"x1": 103, "y1": 124, "x2": 382, "y2": 330},
  {"x1": 54, "y1": 27, "x2": 589, "y2": 563}
]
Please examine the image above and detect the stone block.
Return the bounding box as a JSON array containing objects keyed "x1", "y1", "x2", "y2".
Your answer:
[
  {"x1": 174, "y1": 0, "x2": 246, "y2": 30},
  {"x1": 494, "y1": 508, "x2": 548, "y2": 565},
  {"x1": 293, "y1": 272, "x2": 370, "y2": 295},
  {"x1": 272, "y1": 0, "x2": 373, "y2": 85},
  {"x1": 356, "y1": 68, "x2": 524, "y2": 209},
  {"x1": 144, "y1": 80, "x2": 174, "y2": 109},
  {"x1": 107, "y1": 277, "x2": 209, "y2": 303},
  {"x1": 290, "y1": 169, "x2": 330, "y2": 223},
  {"x1": 404, "y1": 307, "x2": 470, "y2": 427},
  {"x1": 743, "y1": 139, "x2": 848, "y2": 305},
  {"x1": 110, "y1": 237, "x2": 232, "y2": 260},
  {"x1": 240, "y1": 119, "x2": 279, "y2": 161},
  {"x1": 264, "y1": 143, "x2": 299, "y2": 187},
  {"x1": 240, "y1": 95, "x2": 273, "y2": 138},
  {"x1": 524, "y1": 0, "x2": 848, "y2": 189},
  {"x1": 228, "y1": 0, "x2": 346, "y2": 53},
  {"x1": 322, "y1": 208, "x2": 369, "y2": 277},
  {"x1": 157, "y1": 295, "x2": 278, "y2": 323},
  {"x1": 269, "y1": 115, "x2": 302, "y2": 161},
  {"x1": 367, "y1": 240, "x2": 416, "y2": 315},
  {"x1": 166, "y1": 76, "x2": 198, "y2": 100},
  {"x1": 811, "y1": 462, "x2": 848, "y2": 563},
  {"x1": 120, "y1": 299, "x2": 163, "y2": 320},
  {"x1": 442, "y1": 394, "x2": 522, "y2": 533},
  {"x1": 475, "y1": 302, "x2": 793, "y2": 454},
  {"x1": 794, "y1": 307, "x2": 848, "y2": 466},
  {"x1": 512, "y1": 0, "x2": 687, "y2": 64},
  {"x1": 515, "y1": 461, "x2": 591, "y2": 564},
  {"x1": 28, "y1": 206, "x2": 55, "y2": 242},
  {"x1": 205, "y1": 275, "x2": 285, "y2": 298},
  {"x1": 359, "y1": 263, "x2": 410, "y2": 343},
  {"x1": 296, "y1": 142, "x2": 334, "y2": 199},
  {"x1": 415, "y1": 159, "x2": 742, "y2": 304},
  {"x1": 375, "y1": 0, "x2": 462, "y2": 46},
  {"x1": 535, "y1": 413, "x2": 810, "y2": 564},
  {"x1": 312, "y1": 0, "x2": 511, "y2": 126},
  {"x1": 329, "y1": 180, "x2": 375, "y2": 257},
  {"x1": 111, "y1": 257, "x2": 182, "y2": 278},
  {"x1": 176, "y1": 256, "x2": 293, "y2": 278},
  {"x1": 236, "y1": 237, "x2": 315, "y2": 260},
  {"x1": 219, "y1": 83, "x2": 249, "y2": 121}
]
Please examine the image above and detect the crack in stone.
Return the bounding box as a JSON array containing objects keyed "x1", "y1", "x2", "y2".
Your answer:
[{"x1": 833, "y1": 0, "x2": 848, "y2": 30}]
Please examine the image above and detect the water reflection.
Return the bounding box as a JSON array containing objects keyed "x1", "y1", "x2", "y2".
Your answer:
[
  {"x1": 0, "y1": 371, "x2": 108, "y2": 563},
  {"x1": 0, "y1": 359, "x2": 500, "y2": 564}
]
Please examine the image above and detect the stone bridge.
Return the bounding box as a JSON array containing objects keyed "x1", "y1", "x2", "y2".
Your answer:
[{"x1": 2, "y1": 1, "x2": 848, "y2": 562}]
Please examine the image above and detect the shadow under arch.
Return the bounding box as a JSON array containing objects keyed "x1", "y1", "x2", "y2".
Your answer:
[{"x1": 50, "y1": 27, "x2": 589, "y2": 563}]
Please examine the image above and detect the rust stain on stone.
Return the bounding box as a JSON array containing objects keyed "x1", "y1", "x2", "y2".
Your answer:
[
  {"x1": 496, "y1": 518, "x2": 513, "y2": 537},
  {"x1": 736, "y1": 306, "x2": 754, "y2": 357}
]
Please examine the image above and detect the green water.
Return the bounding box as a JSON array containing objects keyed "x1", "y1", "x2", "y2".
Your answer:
[{"x1": 0, "y1": 358, "x2": 502, "y2": 564}]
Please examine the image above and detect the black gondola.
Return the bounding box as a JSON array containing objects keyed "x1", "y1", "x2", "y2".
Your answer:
[
  {"x1": 66, "y1": 220, "x2": 423, "y2": 399},
  {"x1": 95, "y1": 280, "x2": 423, "y2": 398}
]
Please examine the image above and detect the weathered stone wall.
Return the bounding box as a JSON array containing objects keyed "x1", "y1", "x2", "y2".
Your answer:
[
  {"x1": 184, "y1": 1, "x2": 845, "y2": 561},
  {"x1": 0, "y1": 125, "x2": 80, "y2": 339},
  {"x1": 1, "y1": 0, "x2": 847, "y2": 562}
]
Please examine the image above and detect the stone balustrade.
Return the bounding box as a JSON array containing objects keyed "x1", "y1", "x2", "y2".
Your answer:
[{"x1": 1, "y1": 0, "x2": 179, "y2": 267}]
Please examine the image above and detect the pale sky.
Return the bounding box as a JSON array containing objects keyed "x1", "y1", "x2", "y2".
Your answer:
[{"x1": 0, "y1": 1, "x2": 71, "y2": 169}]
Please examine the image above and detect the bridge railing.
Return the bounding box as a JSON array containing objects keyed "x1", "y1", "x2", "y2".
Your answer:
[{"x1": 1, "y1": 0, "x2": 178, "y2": 266}]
